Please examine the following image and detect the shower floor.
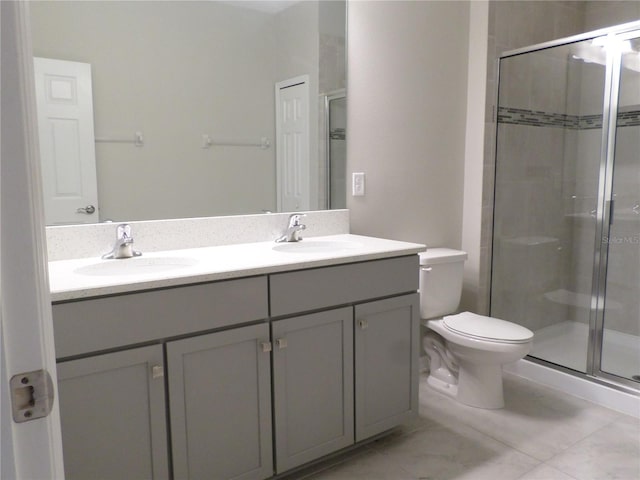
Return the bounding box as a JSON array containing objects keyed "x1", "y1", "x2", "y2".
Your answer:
[{"x1": 532, "y1": 320, "x2": 640, "y2": 382}]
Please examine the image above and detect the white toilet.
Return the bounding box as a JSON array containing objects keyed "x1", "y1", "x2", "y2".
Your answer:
[{"x1": 420, "y1": 248, "x2": 534, "y2": 409}]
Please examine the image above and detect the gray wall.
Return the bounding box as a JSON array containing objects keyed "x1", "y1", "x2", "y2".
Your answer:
[{"x1": 346, "y1": 0, "x2": 470, "y2": 249}]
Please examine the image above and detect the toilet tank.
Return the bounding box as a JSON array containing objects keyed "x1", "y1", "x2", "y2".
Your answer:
[{"x1": 419, "y1": 248, "x2": 468, "y2": 319}]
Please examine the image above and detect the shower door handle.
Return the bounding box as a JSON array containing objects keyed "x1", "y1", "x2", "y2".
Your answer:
[{"x1": 607, "y1": 200, "x2": 615, "y2": 225}]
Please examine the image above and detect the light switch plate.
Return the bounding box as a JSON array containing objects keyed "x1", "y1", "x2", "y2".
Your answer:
[{"x1": 352, "y1": 172, "x2": 365, "y2": 196}]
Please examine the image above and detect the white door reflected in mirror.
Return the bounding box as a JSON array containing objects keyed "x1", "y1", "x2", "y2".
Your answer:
[{"x1": 34, "y1": 57, "x2": 99, "y2": 225}]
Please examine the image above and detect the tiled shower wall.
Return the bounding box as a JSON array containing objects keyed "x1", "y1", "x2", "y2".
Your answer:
[
  {"x1": 490, "y1": 41, "x2": 639, "y2": 334},
  {"x1": 479, "y1": 1, "x2": 640, "y2": 320}
]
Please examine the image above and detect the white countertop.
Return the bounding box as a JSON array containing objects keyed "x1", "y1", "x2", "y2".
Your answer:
[{"x1": 49, "y1": 234, "x2": 426, "y2": 302}]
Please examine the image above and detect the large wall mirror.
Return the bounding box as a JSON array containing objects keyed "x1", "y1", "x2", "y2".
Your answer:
[{"x1": 29, "y1": 0, "x2": 346, "y2": 225}]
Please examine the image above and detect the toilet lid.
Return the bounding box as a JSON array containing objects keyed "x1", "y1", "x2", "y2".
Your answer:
[
  {"x1": 443, "y1": 312, "x2": 534, "y2": 344},
  {"x1": 419, "y1": 248, "x2": 468, "y2": 265}
]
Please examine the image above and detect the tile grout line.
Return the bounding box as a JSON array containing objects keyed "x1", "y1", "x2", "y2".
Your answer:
[{"x1": 366, "y1": 416, "x2": 543, "y2": 479}]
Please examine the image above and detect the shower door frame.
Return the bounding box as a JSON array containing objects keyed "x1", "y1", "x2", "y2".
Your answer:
[
  {"x1": 494, "y1": 20, "x2": 640, "y2": 393},
  {"x1": 591, "y1": 27, "x2": 640, "y2": 391},
  {"x1": 324, "y1": 90, "x2": 347, "y2": 210}
]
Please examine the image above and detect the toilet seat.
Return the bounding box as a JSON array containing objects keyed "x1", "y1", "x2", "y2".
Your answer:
[{"x1": 443, "y1": 312, "x2": 533, "y2": 344}]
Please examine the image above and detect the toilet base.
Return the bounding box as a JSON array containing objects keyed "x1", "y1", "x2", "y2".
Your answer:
[
  {"x1": 456, "y1": 362, "x2": 505, "y2": 409},
  {"x1": 426, "y1": 363, "x2": 505, "y2": 409},
  {"x1": 423, "y1": 326, "x2": 512, "y2": 409},
  {"x1": 426, "y1": 373, "x2": 459, "y2": 398}
]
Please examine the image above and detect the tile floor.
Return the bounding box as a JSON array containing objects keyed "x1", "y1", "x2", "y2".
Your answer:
[{"x1": 292, "y1": 373, "x2": 640, "y2": 480}]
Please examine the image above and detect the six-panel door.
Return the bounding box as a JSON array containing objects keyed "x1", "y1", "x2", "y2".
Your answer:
[
  {"x1": 57, "y1": 345, "x2": 169, "y2": 479},
  {"x1": 167, "y1": 323, "x2": 273, "y2": 480}
]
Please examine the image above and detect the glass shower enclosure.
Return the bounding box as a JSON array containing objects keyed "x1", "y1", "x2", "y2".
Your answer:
[
  {"x1": 491, "y1": 22, "x2": 640, "y2": 391},
  {"x1": 325, "y1": 92, "x2": 347, "y2": 209}
]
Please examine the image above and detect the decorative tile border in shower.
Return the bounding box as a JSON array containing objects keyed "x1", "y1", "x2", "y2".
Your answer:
[
  {"x1": 497, "y1": 107, "x2": 578, "y2": 128},
  {"x1": 617, "y1": 108, "x2": 640, "y2": 127},
  {"x1": 498, "y1": 107, "x2": 640, "y2": 129},
  {"x1": 578, "y1": 114, "x2": 603, "y2": 130},
  {"x1": 330, "y1": 128, "x2": 346, "y2": 140}
]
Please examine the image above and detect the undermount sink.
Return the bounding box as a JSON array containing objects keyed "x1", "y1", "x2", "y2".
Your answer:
[
  {"x1": 74, "y1": 256, "x2": 199, "y2": 276},
  {"x1": 272, "y1": 240, "x2": 361, "y2": 254}
]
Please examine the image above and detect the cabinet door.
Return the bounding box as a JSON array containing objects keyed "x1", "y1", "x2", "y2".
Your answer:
[
  {"x1": 167, "y1": 323, "x2": 273, "y2": 480},
  {"x1": 57, "y1": 345, "x2": 168, "y2": 479},
  {"x1": 354, "y1": 294, "x2": 420, "y2": 441},
  {"x1": 272, "y1": 308, "x2": 354, "y2": 473}
]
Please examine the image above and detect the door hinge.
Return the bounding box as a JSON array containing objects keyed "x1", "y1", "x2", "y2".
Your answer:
[{"x1": 10, "y1": 369, "x2": 55, "y2": 423}]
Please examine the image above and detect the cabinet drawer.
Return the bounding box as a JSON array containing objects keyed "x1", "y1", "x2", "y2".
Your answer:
[
  {"x1": 270, "y1": 255, "x2": 418, "y2": 317},
  {"x1": 53, "y1": 276, "x2": 268, "y2": 358}
]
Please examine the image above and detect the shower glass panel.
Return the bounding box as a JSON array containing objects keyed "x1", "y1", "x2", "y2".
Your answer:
[
  {"x1": 492, "y1": 39, "x2": 608, "y2": 373},
  {"x1": 600, "y1": 35, "x2": 640, "y2": 382},
  {"x1": 327, "y1": 95, "x2": 346, "y2": 209},
  {"x1": 493, "y1": 24, "x2": 640, "y2": 390}
]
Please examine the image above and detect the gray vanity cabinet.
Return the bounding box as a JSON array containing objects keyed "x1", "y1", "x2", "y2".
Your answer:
[
  {"x1": 53, "y1": 276, "x2": 270, "y2": 480},
  {"x1": 52, "y1": 255, "x2": 420, "y2": 479},
  {"x1": 57, "y1": 345, "x2": 169, "y2": 480},
  {"x1": 354, "y1": 294, "x2": 420, "y2": 441},
  {"x1": 272, "y1": 308, "x2": 354, "y2": 473},
  {"x1": 166, "y1": 323, "x2": 273, "y2": 480}
]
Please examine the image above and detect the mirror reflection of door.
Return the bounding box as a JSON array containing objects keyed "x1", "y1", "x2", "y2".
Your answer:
[
  {"x1": 33, "y1": 57, "x2": 99, "y2": 225},
  {"x1": 276, "y1": 75, "x2": 310, "y2": 212}
]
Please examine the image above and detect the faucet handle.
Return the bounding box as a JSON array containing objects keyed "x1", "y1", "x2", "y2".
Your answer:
[
  {"x1": 116, "y1": 223, "x2": 132, "y2": 240},
  {"x1": 102, "y1": 223, "x2": 141, "y2": 259},
  {"x1": 275, "y1": 213, "x2": 307, "y2": 243},
  {"x1": 288, "y1": 213, "x2": 306, "y2": 227}
]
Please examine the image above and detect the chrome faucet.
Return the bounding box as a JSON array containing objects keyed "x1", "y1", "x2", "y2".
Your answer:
[
  {"x1": 276, "y1": 213, "x2": 306, "y2": 243},
  {"x1": 102, "y1": 224, "x2": 142, "y2": 259}
]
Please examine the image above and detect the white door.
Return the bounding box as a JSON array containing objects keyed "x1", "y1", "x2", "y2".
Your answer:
[
  {"x1": 276, "y1": 76, "x2": 310, "y2": 212},
  {"x1": 34, "y1": 57, "x2": 99, "y2": 225},
  {"x1": 1, "y1": 2, "x2": 65, "y2": 479}
]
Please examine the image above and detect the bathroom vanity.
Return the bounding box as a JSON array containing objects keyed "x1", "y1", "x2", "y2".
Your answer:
[{"x1": 49, "y1": 233, "x2": 424, "y2": 479}]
